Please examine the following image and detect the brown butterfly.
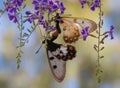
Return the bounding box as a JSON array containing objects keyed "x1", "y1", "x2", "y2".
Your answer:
[
  {"x1": 52, "y1": 13, "x2": 97, "y2": 43},
  {"x1": 42, "y1": 13, "x2": 97, "y2": 82}
]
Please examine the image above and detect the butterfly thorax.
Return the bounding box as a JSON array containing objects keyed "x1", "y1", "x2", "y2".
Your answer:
[{"x1": 47, "y1": 40, "x2": 76, "y2": 61}]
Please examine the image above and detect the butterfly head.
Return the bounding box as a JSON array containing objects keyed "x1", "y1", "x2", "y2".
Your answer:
[{"x1": 54, "y1": 13, "x2": 64, "y2": 23}]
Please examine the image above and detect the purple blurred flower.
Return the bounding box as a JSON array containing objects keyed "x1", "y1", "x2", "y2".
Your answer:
[
  {"x1": 26, "y1": 0, "x2": 66, "y2": 31},
  {"x1": 79, "y1": 0, "x2": 100, "y2": 11},
  {"x1": 32, "y1": 0, "x2": 65, "y2": 14},
  {"x1": 8, "y1": 13, "x2": 18, "y2": 23},
  {"x1": 90, "y1": 0, "x2": 100, "y2": 11},
  {"x1": 81, "y1": 26, "x2": 89, "y2": 41},
  {"x1": 5, "y1": 0, "x2": 24, "y2": 23},
  {"x1": 58, "y1": 2, "x2": 66, "y2": 14},
  {"x1": 109, "y1": 25, "x2": 114, "y2": 40},
  {"x1": 79, "y1": 0, "x2": 87, "y2": 8}
]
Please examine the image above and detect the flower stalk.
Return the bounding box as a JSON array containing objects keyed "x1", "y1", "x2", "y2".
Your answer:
[{"x1": 96, "y1": 0, "x2": 103, "y2": 83}]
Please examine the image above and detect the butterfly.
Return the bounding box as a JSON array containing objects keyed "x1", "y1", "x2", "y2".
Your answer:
[
  {"x1": 38, "y1": 13, "x2": 97, "y2": 82},
  {"x1": 52, "y1": 13, "x2": 97, "y2": 43},
  {"x1": 37, "y1": 34, "x2": 76, "y2": 82}
]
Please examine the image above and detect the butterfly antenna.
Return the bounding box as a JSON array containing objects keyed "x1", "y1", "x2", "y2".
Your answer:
[
  {"x1": 61, "y1": 14, "x2": 72, "y2": 17},
  {"x1": 35, "y1": 39, "x2": 46, "y2": 54},
  {"x1": 35, "y1": 42, "x2": 43, "y2": 54},
  {"x1": 35, "y1": 23, "x2": 44, "y2": 54}
]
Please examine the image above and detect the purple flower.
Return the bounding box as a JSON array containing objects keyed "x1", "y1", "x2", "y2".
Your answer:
[
  {"x1": 90, "y1": 0, "x2": 100, "y2": 11},
  {"x1": 109, "y1": 25, "x2": 114, "y2": 40},
  {"x1": 5, "y1": 0, "x2": 24, "y2": 23},
  {"x1": 32, "y1": 0, "x2": 66, "y2": 16},
  {"x1": 90, "y1": 5, "x2": 96, "y2": 11},
  {"x1": 26, "y1": 0, "x2": 66, "y2": 31},
  {"x1": 8, "y1": 13, "x2": 18, "y2": 23},
  {"x1": 79, "y1": 0, "x2": 100, "y2": 11},
  {"x1": 79, "y1": 0, "x2": 87, "y2": 8},
  {"x1": 81, "y1": 26, "x2": 89, "y2": 41},
  {"x1": 58, "y1": 2, "x2": 66, "y2": 14}
]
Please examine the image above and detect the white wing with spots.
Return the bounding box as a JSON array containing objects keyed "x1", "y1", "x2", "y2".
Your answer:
[{"x1": 46, "y1": 50, "x2": 66, "y2": 82}]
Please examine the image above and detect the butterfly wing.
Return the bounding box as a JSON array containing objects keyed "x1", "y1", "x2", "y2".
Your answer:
[
  {"x1": 46, "y1": 50, "x2": 66, "y2": 82},
  {"x1": 75, "y1": 18, "x2": 97, "y2": 33},
  {"x1": 46, "y1": 40, "x2": 67, "y2": 82},
  {"x1": 46, "y1": 40, "x2": 76, "y2": 82},
  {"x1": 60, "y1": 17, "x2": 97, "y2": 43}
]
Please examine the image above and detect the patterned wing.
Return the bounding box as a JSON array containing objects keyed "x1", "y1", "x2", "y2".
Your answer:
[
  {"x1": 60, "y1": 17, "x2": 97, "y2": 43},
  {"x1": 46, "y1": 50, "x2": 66, "y2": 82},
  {"x1": 46, "y1": 40, "x2": 76, "y2": 82}
]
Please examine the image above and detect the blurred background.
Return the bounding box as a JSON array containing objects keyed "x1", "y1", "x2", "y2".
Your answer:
[{"x1": 0, "y1": 0, "x2": 120, "y2": 88}]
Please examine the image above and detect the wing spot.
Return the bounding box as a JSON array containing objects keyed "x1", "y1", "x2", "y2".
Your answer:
[
  {"x1": 82, "y1": 21, "x2": 84, "y2": 24},
  {"x1": 53, "y1": 65, "x2": 57, "y2": 69},
  {"x1": 50, "y1": 57, "x2": 54, "y2": 60},
  {"x1": 60, "y1": 50, "x2": 62, "y2": 53}
]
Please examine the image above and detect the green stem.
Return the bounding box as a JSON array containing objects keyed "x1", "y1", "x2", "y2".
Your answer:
[
  {"x1": 20, "y1": 14, "x2": 23, "y2": 47},
  {"x1": 96, "y1": 0, "x2": 103, "y2": 83},
  {"x1": 98, "y1": 2, "x2": 102, "y2": 67},
  {"x1": 24, "y1": 21, "x2": 38, "y2": 43},
  {"x1": 17, "y1": 13, "x2": 24, "y2": 69}
]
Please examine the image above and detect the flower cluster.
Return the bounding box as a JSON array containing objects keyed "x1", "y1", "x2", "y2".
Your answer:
[
  {"x1": 5, "y1": 0, "x2": 24, "y2": 23},
  {"x1": 90, "y1": 0, "x2": 100, "y2": 11},
  {"x1": 26, "y1": 0, "x2": 65, "y2": 31},
  {"x1": 79, "y1": 0, "x2": 100, "y2": 11}
]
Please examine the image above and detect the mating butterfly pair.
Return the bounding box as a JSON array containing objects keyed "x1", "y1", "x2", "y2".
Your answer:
[{"x1": 45, "y1": 13, "x2": 97, "y2": 82}]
